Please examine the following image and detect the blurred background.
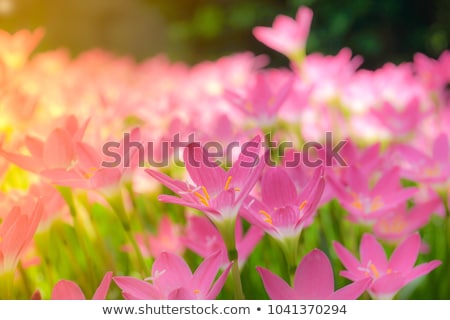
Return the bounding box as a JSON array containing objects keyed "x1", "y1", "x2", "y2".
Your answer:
[{"x1": 0, "y1": 0, "x2": 449, "y2": 69}]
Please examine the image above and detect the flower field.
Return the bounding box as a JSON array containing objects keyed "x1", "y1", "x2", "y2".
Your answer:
[{"x1": 0, "y1": 6, "x2": 449, "y2": 300}]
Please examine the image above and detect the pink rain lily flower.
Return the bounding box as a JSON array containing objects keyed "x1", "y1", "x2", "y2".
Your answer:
[
  {"x1": 184, "y1": 215, "x2": 263, "y2": 266},
  {"x1": 0, "y1": 199, "x2": 43, "y2": 274},
  {"x1": 333, "y1": 233, "x2": 441, "y2": 299},
  {"x1": 52, "y1": 271, "x2": 113, "y2": 300},
  {"x1": 242, "y1": 166, "x2": 324, "y2": 240},
  {"x1": 114, "y1": 251, "x2": 231, "y2": 300},
  {"x1": 257, "y1": 249, "x2": 370, "y2": 300},
  {"x1": 146, "y1": 136, "x2": 265, "y2": 224},
  {"x1": 374, "y1": 196, "x2": 441, "y2": 242},
  {"x1": 124, "y1": 216, "x2": 184, "y2": 258},
  {"x1": 224, "y1": 71, "x2": 294, "y2": 125},
  {"x1": 329, "y1": 166, "x2": 417, "y2": 222},
  {"x1": 390, "y1": 133, "x2": 449, "y2": 186},
  {"x1": 253, "y1": 6, "x2": 313, "y2": 61}
]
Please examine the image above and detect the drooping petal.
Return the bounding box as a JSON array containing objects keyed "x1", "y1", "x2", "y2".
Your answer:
[
  {"x1": 257, "y1": 266, "x2": 297, "y2": 300},
  {"x1": 51, "y1": 280, "x2": 86, "y2": 300},
  {"x1": 294, "y1": 249, "x2": 334, "y2": 299},
  {"x1": 113, "y1": 276, "x2": 162, "y2": 300},
  {"x1": 205, "y1": 262, "x2": 232, "y2": 300},
  {"x1": 329, "y1": 278, "x2": 371, "y2": 300}
]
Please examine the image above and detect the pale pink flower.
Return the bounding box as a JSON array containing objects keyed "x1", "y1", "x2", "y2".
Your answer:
[{"x1": 52, "y1": 271, "x2": 113, "y2": 300}]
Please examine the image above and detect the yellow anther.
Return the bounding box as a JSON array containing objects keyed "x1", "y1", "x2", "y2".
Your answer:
[
  {"x1": 224, "y1": 176, "x2": 232, "y2": 191},
  {"x1": 193, "y1": 289, "x2": 201, "y2": 294},
  {"x1": 259, "y1": 210, "x2": 273, "y2": 225},
  {"x1": 370, "y1": 196, "x2": 384, "y2": 211},
  {"x1": 201, "y1": 186, "x2": 210, "y2": 200},
  {"x1": 194, "y1": 191, "x2": 209, "y2": 207},
  {"x1": 369, "y1": 263, "x2": 380, "y2": 278},
  {"x1": 299, "y1": 200, "x2": 308, "y2": 211}
]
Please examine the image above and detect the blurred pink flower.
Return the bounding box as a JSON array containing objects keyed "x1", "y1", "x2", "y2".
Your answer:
[
  {"x1": 253, "y1": 6, "x2": 313, "y2": 61},
  {"x1": 0, "y1": 199, "x2": 43, "y2": 274},
  {"x1": 114, "y1": 251, "x2": 231, "y2": 300},
  {"x1": 184, "y1": 215, "x2": 263, "y2": 266},
  {"x1": 52, "y1": 271, "x2": 113, "y2": 300},
  {"x1": 257, "y1": 249, "x2": 370, "y2": 299},
  {"x1": 333, "y1": 233, "x2": 441, "y2": 299},
  {"x1": 224, "y1": 71, "x2": 294, "y2": 125},
  {"x1": 329, "y1": 167, "x2": 417, "y2": 222}
]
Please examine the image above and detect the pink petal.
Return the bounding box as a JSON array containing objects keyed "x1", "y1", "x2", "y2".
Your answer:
[
  {"x1": 145, "y1": 169, "x2": 189, "y2": 194},
  {"x1": 205, "y1": 262, "x2": 232, "y2": 300},
  {"x1": 152, "y1": 252, "x2": 192, "y2": 295},
  {"x1": 333, "y1": 241, "x2": 362, "y2": 277},
  {"x1": 388, "y1": 234, "x2": 420, "y2": 272},
  {"x1": 51, "y1": 280, "x2": 86, "y2": 300},
  {"x1": 183, "y1": 143, "x2": 227, "y2": 196},
  {"x1": 329, "y1": 278, "x2": 371, "y2": 300},
  {"x1": 92, "y1": 271, "x2": 113, "y2": 300},
  {"x1": 294, "y1": 249, "x2": 334, "y2": 299},
  {"x1": 192, "y1": 251, "x2": 222, "y2": 293},
  {"x1": 257, "y1": 266, "x2": 297, "y2": 300},
  {"x1": 360, "y1": 234, "x2": 388, "y2": 272},
  {"x1": 168, "y1": 287, "x2": 195, "y2": 300},
  {"x1": 370, "y1": 273, "x2": 405, "y2": 297},
  {"x1": 433, "y1": 133, "x2": 448, "y2": 164},
  {"x1": 43, "y1": 128, "x2": 74, "y2": 168},
  {"x1": 113, "y1": 276, "x2": 162, "y2": 300},
  {"x1": 406, "y1": 260, "x2": 441, "y2": 283},
  {"x1": 261, "y1": 167, "x2": 297, "y2": 208}
]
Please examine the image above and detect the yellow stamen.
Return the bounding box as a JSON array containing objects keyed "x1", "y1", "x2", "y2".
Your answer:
[
  {"x1": 259, "y1": 210, "x2": 273, "y2": 225},
  {"x1": 370, "y1": 196, "x2": 384, "y2": 211},
  {"x1": 194, "y1": 191, "x2": 209, "y2": 207},
  {"x1": 369, "y1": 263, "x2": 380, "y2": 278},
  {"x1": 201, "y1": 186, "x2": 210, "y2": 200},
  {"x1": 234, "y1": 187, "x2": 241, "y2": 191},
  {"x1": 83, "y1": 167, "x2": 97, "y2": 179},
  {"x1": 224, "y1": 176, "x2": 232, "y2": 191},
  {"x1": 299, "y1": 200, "x2": 308, "y2": 211},
  {"x1": 193, "y1": 289, "x2": 201, "y2": 294}
]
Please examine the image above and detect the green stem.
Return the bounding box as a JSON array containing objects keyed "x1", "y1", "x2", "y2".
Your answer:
[
  {"x1": 279, "y1": 236, "x2": 300, "y2": 285},
  {"x1": 0, "y1": 271, "x2": 14, "y2": 299},
  {"x1": 105, "y1": 192, "x2": 148, "y2": 276},
  {"x1": 217, "y1": 218, "x2": 245, "y2": 299}
]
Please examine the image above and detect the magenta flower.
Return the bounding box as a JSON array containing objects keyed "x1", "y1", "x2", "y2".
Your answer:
[
  {"x1": 52, "y1": 271, "x2": 113, "y2": 300},
  {"x1": 184, "y1": 215, "x2": 263, "y2": 266},
  {"x1": 257, "y1": 249, "x2": 370, "y2": 300},
  {"x1": 333, "y1": 233, "x2": 441, "y2": 299},
  {"x1": 146, "y1": 136, "x2": 265, "y2": 224},
  {"x1": 329, "y1": 166, "x2": 417, "y2": 222},
  {"x1": 242, "y1": 166, "x2": 324, "y2": 240},
  {"x1": 113, "y1": 251, "x2": 231, "y2": 300},
  {"x1": 253, "y1": 6, "x2": 313, "y2": 61},
  {"x1": 224, "y1": 71, "x2": 294, "y2": 125}
]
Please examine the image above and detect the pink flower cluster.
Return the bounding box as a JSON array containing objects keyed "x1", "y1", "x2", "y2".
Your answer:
[{"x1": 0, "y1": 6, "x2": 447, "y2": 300}]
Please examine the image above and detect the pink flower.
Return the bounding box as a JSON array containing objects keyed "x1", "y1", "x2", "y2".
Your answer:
[
  {"x1": 257, "y1": 249, "x2": 370, "y2": 299},
  {"x1": 390, "y1": 133, "x2": 449, "y2": 186},
  {"x1": 224, "y1": 71, "x2": 294, "y2": 125},
  {"x1": 125, "y1": 216, "x2": 184, "y2": 258},
  {"x1": 52, "y1": 271, "x2": 113, "y2": 300},
  {"x1": 146, "y1": 136, "x2": 265, "y2": 223},
  {"x1": 184, "y1": 215, "x2": 263, "y2": 266},
  {"x1": 0, "y1": 199, "x2": 43, "y2": 274},
  {"x1": 374, "y1": 196, "x2": 441, "y2": 242},
  {"x1": 329, "y1": 167, "x2": 417, "y2": 222},
  {"x1": 253, "y1": 6, "x2": 313, "y2": 61},
  {"x1": 113, "y1": 251, "x2": 231, "y2": 300},
  {"x1": 242, "y1": 166, "x2": 324, "y2": 240},
  {"x1": 0, "y1": 28, "x2": 44, "y2": 69},
  {"x1": 333, "y1": 233, "x2": 441, "y2": 299}
]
